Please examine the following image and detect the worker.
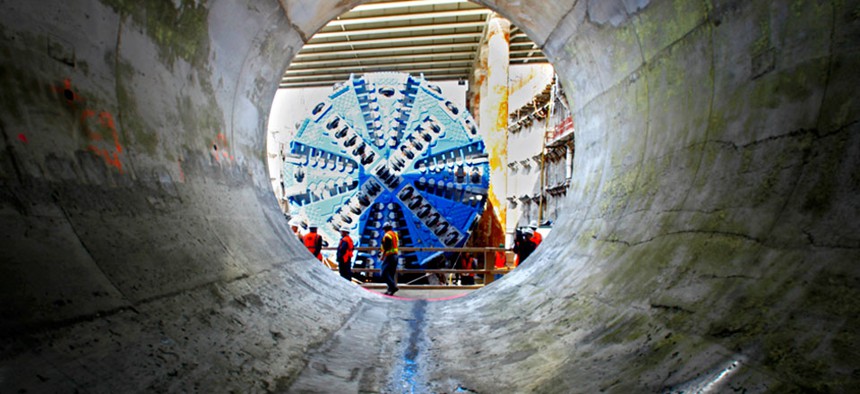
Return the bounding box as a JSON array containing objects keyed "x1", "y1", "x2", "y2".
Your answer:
[
  {"x1": 303, "y1": 224, "x2": 323, "y2": 261},
  {"x1": 336, "y1": 226, "x2": 354, "y2": 281},
  {"x1": 380, "y1": 222, "x2": 399, "y2": 295},
  {"x1": 515, "y1": 228, "x2": 537, "y2": 265},
  {"x1": 529, "y1": 221, "x2": 542, "y2": 247},
  {"x1": 457, "y1": 252, "x2": 476, "y2": 285},
  {"x1": 494, "y1": 243, "x2": 507, "y2": 280},
  {"x1": 289, "y1": 217, "x2": 303, "y2": 241}
]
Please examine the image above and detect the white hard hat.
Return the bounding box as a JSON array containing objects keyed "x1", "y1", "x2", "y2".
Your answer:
[
  {"x1": 528, "y1": 221, "x2": 538, "y2": 229},
  {"x1": 523, "y1": 228, "x2": 534, "y2": 236},
  {"x1": 288, "y1": 217, "x2": 301, "y2": 227},
  {"x1": 383, "y1": 222, "x2": 393, "y2": 229}
]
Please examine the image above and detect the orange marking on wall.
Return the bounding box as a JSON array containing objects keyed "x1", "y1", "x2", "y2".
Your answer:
[
  {"x1": 57, "y1": 78, "x2": 125, "y2": 173},
  {"x1": 82, "y1": 109, "x2": 124, "y2": 172},
  {"x1": 210, "y1": 132, "x2": 233, "y2": 163},
  {"x1": 87, "y1": 145, "x2": 123, "y2": 173},
  {"x1": 97, "y1": 112, "x2": 122, "y2": 153},
  {"x1": 81, "y1": 109, "x2": 95, "y2": 120},
  {"x1": 53, "y1": 78, "x2": 82, "y2": 107}
]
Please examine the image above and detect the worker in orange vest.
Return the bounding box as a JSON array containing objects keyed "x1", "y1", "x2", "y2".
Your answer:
[
  {"x1": 494, "y1": 243, "x2": 507, "y2": 280},
  {"x1": 303, "y1": 224, "x2": 323, "y2": 261},
  {"x1": 514, "y1": 227, "x2": 537, "y2": 265},
  {"x1": 380, "y1": 222, "x2": 399, "y2": 295},
  {"x1": 529, "y1": 221, "x2": 542, "y2": 247},
  {"x1": 336, "y1": 226, "x2": 354, "y2": 281},
  {"x1": 458, "y1": 252, "x2": 476, "y2": 285}
]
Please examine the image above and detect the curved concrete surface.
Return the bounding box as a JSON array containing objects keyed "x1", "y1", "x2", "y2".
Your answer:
[{"x1": 0, "y1": 0, "x2": 858, "y2": 392}]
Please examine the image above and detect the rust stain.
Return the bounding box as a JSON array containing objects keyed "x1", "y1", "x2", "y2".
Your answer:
[{"x1": 510, "y1": 67, "x2": 540, "y2": 93}]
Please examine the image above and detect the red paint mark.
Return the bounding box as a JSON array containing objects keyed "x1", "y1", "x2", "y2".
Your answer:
[
  {"x1": 86, "y1": 145, "x2": 123, "y2": 172},
  {"x1": 53, "y1": 78, "x2": 81, "y2": 107},
  {"x1": 83, "y1": 110, "x2": 124, "y2": 173},
  {"x1": 17, "y1": 133, "x2": 28, "y2": 143},
  {"x1": 81, "y1": 109, "x2": 102, "y2": 140},
  {"x1": 54, "y1": 78, "x2": 125, "y2": 174},
  {"x1": 210, "y1": 132, "x2": 233, "y2": 163},
  {"x1": 98, "y1": 112, "x2": 122, "y2": 154}
]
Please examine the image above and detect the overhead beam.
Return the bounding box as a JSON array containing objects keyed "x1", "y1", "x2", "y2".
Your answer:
[
  {"x1": 350, "y1": 0, "x2": 473, "y2": 12},
  {"x1": 296, "y1": 42, "x2": 479, "y2": 59},
  {"x1": 285, "y1": 59, "x2": 474, "y2": 75},
  {"x1": 328, "y1": 9, "x2": 490, "y2": 27},
  {"x1": 280, "y1": 72, "x2": 469, "y2": 89},
  {"x1": 289, "y1": 51, "x2": 476, "y2": 68},
  {"x1": 312, "y1": 21, "x2": 486, "y2": 39},
  {"x1": 281, "y1": 67, "x2": 471, "y2": 82},
  {"x1": 303, "y1": 32, "x2": 482, "y2": 50}
]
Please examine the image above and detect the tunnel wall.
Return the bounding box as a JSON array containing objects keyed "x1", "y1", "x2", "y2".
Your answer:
[
  {"x1": 0, "y1": 1, "x2": 378, "y2": 391},
  {"x1": 0, "y1": 0, "x2": 858, "y2": 393},
  {"x1": 425, "y1": 0, "x2": 860, "y2": 392}
]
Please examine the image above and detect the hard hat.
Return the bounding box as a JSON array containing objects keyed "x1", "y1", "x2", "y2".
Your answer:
[
  {"x1": 528, "y1": 221, "x2": 538, "y2": 229},
  {"x1": 383, "y1": 222, "x2": 393, "y2": 229},
  {"x1": 309, "y1": 223, "x2": 318, "y2": 229},
  {"x1": 523, "y1": 228, "x2": 534, "y2": 236},
  {"x1": 288, "y1": 218, "x2": 301, "y2": 227}
]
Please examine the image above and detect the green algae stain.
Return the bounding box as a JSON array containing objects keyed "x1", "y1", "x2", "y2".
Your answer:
[
  {"x1": 752, "y1": 16, "x2": 771, "y2": 55},
  {"x1": 598, "y1": 173, "x2": 634, "y2": 216},
  {"x1": 115, "y1": 60, "x2": 159, "y2": 155},
  {"x1": 100, "y1": 0, "x2": 211, "y2": 68}
]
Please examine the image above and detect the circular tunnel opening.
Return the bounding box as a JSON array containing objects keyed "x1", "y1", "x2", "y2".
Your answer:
[
  {"x1": 265, "y1": 0, "x2": 572, "y2": 298},
  {"x1": 2, "y1": 0, "x2": 855, "y2": 392}
]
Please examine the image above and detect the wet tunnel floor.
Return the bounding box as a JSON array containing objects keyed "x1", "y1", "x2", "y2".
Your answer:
[{"x1": 287, "y1": 297, "x2": 433, "y2": 393}]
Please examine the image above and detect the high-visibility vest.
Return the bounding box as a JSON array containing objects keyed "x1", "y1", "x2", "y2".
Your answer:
[
  {"x1": 495, "y1": 251, "x2": 507, "y2": 269},
  {"x1": 381, "y1": 230, "x2": 399, "y2": 258},
  {"x1": 338, "y1": 235, "x2": 354, "y2": 262},
  {"x1": 303, "y1": 232, "x2": 322, "y2": 260},
  {"x1": 462, "y1": 257, "x2": 475, "y2": 277},
  {"x1": 532, "y1": 231, "x2": 542, "y2": 246}
]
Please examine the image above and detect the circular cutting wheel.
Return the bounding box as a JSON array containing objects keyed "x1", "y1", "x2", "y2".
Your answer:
[{"x1": 282, "y1": 73, "x2": 489, "y2": 267}]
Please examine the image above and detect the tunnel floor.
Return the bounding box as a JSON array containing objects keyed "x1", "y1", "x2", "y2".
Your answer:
[{"x1": 286, "y1": 296, "x2": 433, "y2": 392}]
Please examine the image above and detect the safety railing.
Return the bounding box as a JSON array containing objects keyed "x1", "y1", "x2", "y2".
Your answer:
[{"x1": 321, "y1": 246, "x2": 513, "y2": 286}]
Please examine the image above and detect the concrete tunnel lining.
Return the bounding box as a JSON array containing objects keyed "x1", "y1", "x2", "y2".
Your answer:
[{"x1": 0, "y1": 0, "x2": 858, "y2": 392}]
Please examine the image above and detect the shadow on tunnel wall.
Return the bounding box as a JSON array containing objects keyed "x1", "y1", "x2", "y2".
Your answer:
[{"x1": 0, "y1": 0, "x2": 858, "y2": 392}]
